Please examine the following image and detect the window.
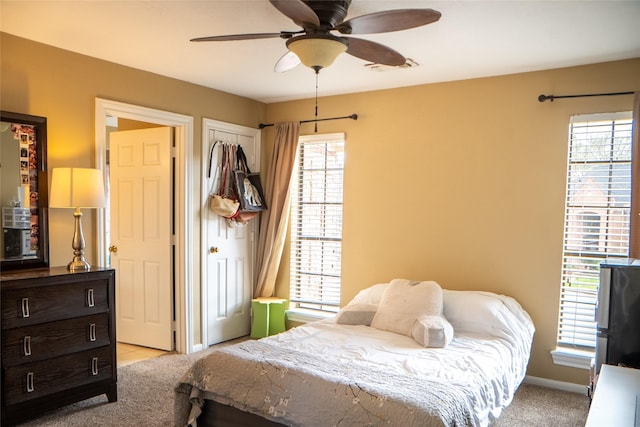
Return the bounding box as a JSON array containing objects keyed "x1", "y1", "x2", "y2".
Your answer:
[
  {"x1": 289, "y1": 133, "x2": 345, "y2": 314},
  {"x1": 557, "y1": 112, "x2": 633, "y2": 354},
  {"x1": 581, "y1": 213, "x2": 601, "y2": 252}
]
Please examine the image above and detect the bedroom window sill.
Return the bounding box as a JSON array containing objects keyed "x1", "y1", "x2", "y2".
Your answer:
[
  {"x1": 550, "y1": 347, "x2": 594, "y2": 370},
  {"x1": 286, "y1": 308, "x2": 334, "y2": 324}
]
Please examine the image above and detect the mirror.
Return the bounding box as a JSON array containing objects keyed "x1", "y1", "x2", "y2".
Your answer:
[{"x1": 0, "y1": 111, "x2": 49, "y2": 270}]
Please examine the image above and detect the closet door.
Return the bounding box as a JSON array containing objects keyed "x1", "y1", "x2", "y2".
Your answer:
[{"x1": 202, "y1": 119, "x2": 260, "y2": 345}]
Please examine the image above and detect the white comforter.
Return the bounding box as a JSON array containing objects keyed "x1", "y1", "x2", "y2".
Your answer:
[{"x1": 266, "y1": 315, "x2": 530, "y2": 426}]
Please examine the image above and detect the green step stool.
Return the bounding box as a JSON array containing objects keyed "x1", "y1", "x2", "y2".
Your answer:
[{"x1": 251, "y1": 297, "x2": 288, "y2": 338}]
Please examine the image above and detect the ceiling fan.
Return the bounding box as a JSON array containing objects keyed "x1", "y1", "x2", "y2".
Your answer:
[{"x1": 191, "y1": 0, "x2": 441, "y2": 73}]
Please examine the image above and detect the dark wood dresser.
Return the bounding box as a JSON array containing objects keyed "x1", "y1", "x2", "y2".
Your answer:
[{"x1": 1, "y1": 266, "x2": 117, "y2": 425}]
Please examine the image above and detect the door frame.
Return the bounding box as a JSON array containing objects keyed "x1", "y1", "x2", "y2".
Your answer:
[
  {"x1": 94, "y1": 98, "x2": 195, "y2": 354},
  {"x1": 200, "y1": 117, "x2": 261, "y2": 345}
]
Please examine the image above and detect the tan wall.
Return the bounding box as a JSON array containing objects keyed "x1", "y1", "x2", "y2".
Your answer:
[
  {"x1": 265, "y1": 58, "x2": 640, "y2": 384},
  {"x1": 0, "y1": 32, "x2": 267, "y2": 347}
]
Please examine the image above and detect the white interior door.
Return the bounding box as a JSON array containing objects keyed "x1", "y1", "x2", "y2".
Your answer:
[
  {"x1": 204, "y1": 121, "x2": 260, "y2": 345},
  {"x1": 110, "y1": 127, "x2": 174, "y2": 351}
]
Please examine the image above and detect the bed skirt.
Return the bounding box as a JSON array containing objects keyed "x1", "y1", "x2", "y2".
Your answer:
[{"x1": 195, "y1": 399, "x2": 284, "y2": 427}]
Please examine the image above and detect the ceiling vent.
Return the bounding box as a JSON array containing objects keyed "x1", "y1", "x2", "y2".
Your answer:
[{"x1": 364, "y1": 58, "x2": 419, "y2": 72}]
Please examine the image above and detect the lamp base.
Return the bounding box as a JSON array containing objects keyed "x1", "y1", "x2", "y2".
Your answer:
[
  {"x1": 67, "y1": 208, "x2": 90, "y2": 272},
  {"x1": 68, "y1": 257, "x2": 91, "y2": 272}
]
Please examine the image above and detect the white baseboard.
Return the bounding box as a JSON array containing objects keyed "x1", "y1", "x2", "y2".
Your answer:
[
  {"x1": 190, "y1": 343, "x2": 204, "y2": 354},
  {"x1": 524, "y1": 375, "x2": 589, "y2": 395}
]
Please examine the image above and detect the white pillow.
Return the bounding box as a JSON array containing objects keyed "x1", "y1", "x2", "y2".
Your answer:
[
  {"x1": 349, "y1": 283, "x2": 388, "y2": 306},
  {"x1": 370, "y1": 279, "x2": 443, "y2": 336},
  {"x1": 335, "y1": 303, "x2": 378, "y2": 326},
  {"x1": 443, "y1": 290, "x2": 526, "y2": 338},
  {"x1": 411, "y1": 314, "x2": 454, "y2": 348}
]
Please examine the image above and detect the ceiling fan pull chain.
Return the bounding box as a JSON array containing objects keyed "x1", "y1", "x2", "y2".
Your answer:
[{"x1": 314, "y1": 71, "x2": 319, "y2": 133}]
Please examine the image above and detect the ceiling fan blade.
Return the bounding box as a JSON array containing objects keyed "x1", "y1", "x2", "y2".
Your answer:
[
  {"x1": 336, "y1": 9, "x2": 441, "y2": 34},
  {"x1": 269, "y1": 0, "x2": 320, "y2": 28},
  {"x1": 190, "y1": 32, "x2": 290, "y2": 42},
  {"x1": 274, "y1": 51, "x2": 301, "y2": 73},
  {"x1": 345, "y1": 37, "x2": 406, "y2": 66}
]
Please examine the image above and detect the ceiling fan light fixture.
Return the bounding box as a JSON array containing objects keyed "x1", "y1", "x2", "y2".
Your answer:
[{"x1": 286, "y1": 35, "x2": 347, "y2": 72}]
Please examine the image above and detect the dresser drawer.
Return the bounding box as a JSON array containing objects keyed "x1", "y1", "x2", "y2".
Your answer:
[
  {"x1": 3, "y1": 346, "x2": 113, "y2": 405},
  {"x1": 1, "y1": 280, "x2": 109, "y2": 328},
  {"x1": 2, "y1": 313, "x2": 111, "y2": 367}
]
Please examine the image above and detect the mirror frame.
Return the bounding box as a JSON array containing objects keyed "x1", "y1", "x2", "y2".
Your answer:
[{"x1": 1, "y1": 111, "x2": 49, "y2": 271}]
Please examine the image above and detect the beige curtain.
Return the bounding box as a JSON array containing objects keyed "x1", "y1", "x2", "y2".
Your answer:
[
  {"x1": 630, "y1": 93, "x2": 640, "y2": 257},
  {"x1": 254, "y1": 122, "x2": 300, "y2": 297}
]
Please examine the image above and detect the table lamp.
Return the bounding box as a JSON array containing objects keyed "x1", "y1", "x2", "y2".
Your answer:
[{"x1": 49, "y1": 167, "x2": 106, "y2": 271}]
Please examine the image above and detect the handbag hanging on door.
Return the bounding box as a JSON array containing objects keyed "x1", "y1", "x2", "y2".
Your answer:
[
  {"x1": 234, "y1": 145, "x2": 267, "y2": 213},
  {"x1": 208, "y1": 142, "x2": 240, "y2": 219}
]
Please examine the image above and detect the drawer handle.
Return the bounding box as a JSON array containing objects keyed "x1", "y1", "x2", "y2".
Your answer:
[
  {"x1": 91, "y1": 357, "x2": 99, "y2": 376},
  {"x1": 23, "y1": 336, "x2": 32, "y2": 356},
  {"x1": 89, "y1": 323, "x2": 97, "y2": 342},
  {"x1": 26, "y1": 372, "x2": 35, "y2": 393},
  {"x1": 21, "y1": 297, "x2": 30, "y2": 318},
  {"x1": 87, "y1": 288, "x2": 95, "y2": 307}
]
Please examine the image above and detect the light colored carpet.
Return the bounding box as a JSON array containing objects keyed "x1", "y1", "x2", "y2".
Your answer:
[
  {"x1": 492, "y1": 383, "x2": 590, "y2": 427},
  {"x1": 15, "y1": 340, "x2": 590, "y2": 427}
]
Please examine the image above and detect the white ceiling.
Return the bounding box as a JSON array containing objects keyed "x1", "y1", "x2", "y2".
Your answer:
[{"x1": 1, "y1": 0, "x2": 639, "y2": 104}]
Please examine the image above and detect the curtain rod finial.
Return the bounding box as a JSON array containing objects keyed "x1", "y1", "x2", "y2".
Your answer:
[{"x1": 538, "y1": 94, "x2": 554, "y2": 103}]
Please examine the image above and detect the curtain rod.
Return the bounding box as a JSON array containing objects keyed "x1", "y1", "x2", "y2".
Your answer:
[
  {"x1": 259, "y1": 114, "x2": 358, "y2": 129},
  {"x1": 538, "y1": 91, "x2": 634, "y2": 103}
]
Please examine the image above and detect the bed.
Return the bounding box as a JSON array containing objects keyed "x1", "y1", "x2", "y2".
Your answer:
[{"x1": 175, "y1": 279, "x2": 535, "y2": 427}]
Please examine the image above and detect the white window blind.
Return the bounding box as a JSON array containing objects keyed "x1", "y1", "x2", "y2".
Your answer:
[
  {"x1": 290, "y1": 133, "x2": 345, "y2": 313},
  {"x1": 558, "y1": 112, "x2": 633, "y2": 349}
]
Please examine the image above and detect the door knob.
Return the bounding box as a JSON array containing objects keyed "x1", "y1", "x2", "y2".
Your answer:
[
  {"x1": 108, "y1": 245, "x2": 118, "y2": 253},
  {"x1": 209, "y1": 247, "x2": 219, "y2": 254}
]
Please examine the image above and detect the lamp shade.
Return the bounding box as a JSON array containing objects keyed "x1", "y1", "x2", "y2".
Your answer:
[
  {"x1": 286, "y1": 35, "x2": 348, "y2": 71},
  {"x1": 50, "y1": 167, "x2": 106, "y2": 209}
]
